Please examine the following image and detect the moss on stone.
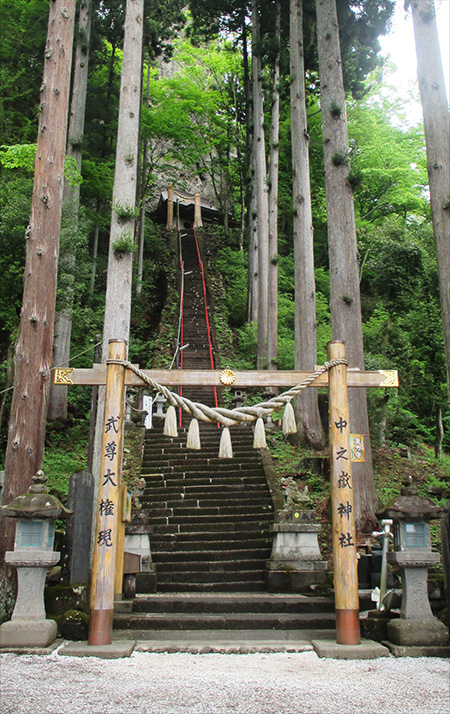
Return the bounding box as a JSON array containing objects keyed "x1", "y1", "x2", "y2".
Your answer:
[{"x1": 44, "y1": 583, "x2": 90, "y2": 616}]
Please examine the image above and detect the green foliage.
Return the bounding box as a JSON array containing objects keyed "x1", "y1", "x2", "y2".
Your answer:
[
  {"x1": 43, "y1": 423, "x2": 88, "y2": 501},
  {"x1": 113, "y1": 200, "x2": 139, "y2": 224},
  {"x1": 215, "y1": 247, "x2": 247, "y2": 326},
  {"x1": 330, "y1": 101, "x2": 342, "y2": 118},
  {"x1": 0, "y1": 144, "x2": 36, "y2": 171},
  {"x1": 331, "y1": 150, "x2": 349, "y2": 166},
  {"x1": 0, "y1": 173, "x2": 32, "y2": 343},
  {"x1": 112, "y1": 231, "x2": 137, "y2": 254},
  {"x1": 234, "y1": 322, "x2": 257, "y2": 370},
  {"x1": 0, "y1": 144, "x2": 83, "y2": 187}
]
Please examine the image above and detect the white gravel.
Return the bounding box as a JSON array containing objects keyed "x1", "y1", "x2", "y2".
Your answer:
[{"x1": 0, "y1": 650, "x2": 449, "y2": 714}]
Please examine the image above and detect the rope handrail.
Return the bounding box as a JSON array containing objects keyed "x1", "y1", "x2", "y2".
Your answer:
[{"x1": 109, "y1": 358, "x2": 348, "y2": 428}]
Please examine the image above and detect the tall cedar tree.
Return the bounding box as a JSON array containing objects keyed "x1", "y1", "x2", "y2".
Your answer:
[
  {"x1": 267, "y1": 1, "x2": 281, "y2": 372},
  {"x1": 409, "y1": 0, "x2": 450, "y2": 406},
  {"x1": 91, "y1": 0, "x2": 144, "y2": 498},
  {"x1": 290, "y1": 0, "x2": 326, "y2": 447},
  {"x1": 252, "y1": 0, "x2": 270, "y2": 368},
  {"x1": 0, "y1": 0, "x2": 76, "y2": 618},
  {"x1": 48, "y1": 0, "x2": 94, "y2": 421},
  {"x1": 315, "y1": 0, "x2": 377, "y2": 531}
]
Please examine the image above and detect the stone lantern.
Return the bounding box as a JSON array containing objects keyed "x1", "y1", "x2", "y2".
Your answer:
[
  {"x1": 377, "y1": 479, "x2": 449, "y2": 655},
  {"x1": 0, "y1": 470, "x2": 72, "y2": 648}
]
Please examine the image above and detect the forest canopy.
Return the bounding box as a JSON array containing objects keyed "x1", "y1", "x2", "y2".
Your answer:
[{"x1": 0, "y1": 0, "x2": 448, "y2": 460}]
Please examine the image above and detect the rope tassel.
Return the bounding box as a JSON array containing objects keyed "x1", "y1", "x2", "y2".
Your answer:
[
  {"x1": 187, "y1": 418, "x2": 201, "y2": 450},
  {"x1": 282, "y1": 401, "x2": 297, "y2": 435},
  {"x1": 164, "y1": 405, "x2": 178, "y2": 437},
  {"x1": 253, "y1": 417, "x2": 267, "y2": 449},
  {"x1": 219, "y1": 427, "x2": 233, "y2": 459}
]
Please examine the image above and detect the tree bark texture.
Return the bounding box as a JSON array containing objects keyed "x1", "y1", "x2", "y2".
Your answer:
[
  {"x1": 48, "y1": 0, "x2": 93, "y2": 421},
  {"x1": 243, "y1": 17, "x2": 258, "y2": 325},
  {"x1": 91, "y1": 0, "x2": 144, "y2": 543},
  {"x1": 410, "y1": 0, "x2": 450, "y2": 405},
  {"x1": 101, "y1": 0, "x2": 143, "y2": 356},
  {"x1": 315, "y1": 0, "x2": 376, "y2": 530},
  {"x1": 0, "y1": 0, "x2": 76, "y2": 618},
  {"x1": 267, "y1": 2, "x2": 280, "y2": 372},
  {"x1": 290, "y1": 0, "x2": 326, "y2": 448},
  {"x1": 252, "y1": 0, "x2": 269, "y2": 368}
]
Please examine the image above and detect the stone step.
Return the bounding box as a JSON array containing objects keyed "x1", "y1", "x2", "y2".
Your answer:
[
  {"x1": 145, "y1": 505, "x2": 273, "y2": 518},
  {"x1": 141, "y1": 462, "x2": 264, "y2": 474},
  {"x1": 145, "y1": 496, "x2": 273, "y2": 509},
  {"x1": 142, "y1": 476, "x2": 266, "y2": 488},
  {"x1": 152, "y1": 548, "x2": 269, "y2": 563},
  {"x1": 150, "y1": 513, "x2": 273, "y2": 526},
  {"x1": 143, "y1": 441, "x2": 256, "y2": 450},
  {"x1": 141, "y1": 455, "x2": 262, "y2": 467},
  {"x1": 152, "y1": 558, "x2": 268, "y2": 573},
  {"x1": 152, "y1": 521, "x2": 271, "y2": 535},
  {"x1": 146, "y1": 498, "x2": 272, "y2": 511},
  {"x1": 153, "y1": 577, "x2": 267, "y2": 591},
  {"x1": 113, "y1": 611, "x2": 336, "y2": 631},
  {"x1": 151, "y1": 536, "x2": 272, "y2": 551},
  {"x1": 142, "y1": 485, "x2": 269, "y2": 498},
  {"x1": 129, "y1": 594, "x2": 334, "y2": 614}
]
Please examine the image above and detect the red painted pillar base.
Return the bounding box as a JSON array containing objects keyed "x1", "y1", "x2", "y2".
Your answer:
[
  {"x1": 88, "y1": 609, "x2": 113, "y2": 646},
  {"x1": 336, "y1": 609, "x2": 361, "y2": 645}
]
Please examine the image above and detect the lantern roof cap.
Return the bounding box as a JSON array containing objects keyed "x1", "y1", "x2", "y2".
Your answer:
[
  {"x1": 0, "y1": 470, "x2": 72, "y2": 519},
  {"x1": 377, "y1": 487, "x2": 444, "y2": 521}
]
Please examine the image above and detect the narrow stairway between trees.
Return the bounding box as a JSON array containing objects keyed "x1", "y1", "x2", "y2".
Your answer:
[{"x1": 137, "y1": 229, "x2": 274, "y2": 593}]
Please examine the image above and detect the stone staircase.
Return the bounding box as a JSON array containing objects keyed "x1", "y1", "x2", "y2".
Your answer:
[
  {"x1": 113, "y1": 228, "x2": 338, "y2": 647},
  {"x1": 138, "y1": 423, "x2": 274, "y2": 593},
  {"x1": 113, "y1": 593, "x2": 337, "y2": 651}
]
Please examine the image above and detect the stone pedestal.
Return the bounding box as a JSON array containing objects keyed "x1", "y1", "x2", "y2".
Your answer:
[
  {"x1": 266, "y1": 512, "x2": 328, "y2": 592},
  {"x1": 0, "y1": 550, "x2": 60, "y2": 648},
  {"x1": 386, "y1": 551, "x2": 449, "y2": 649}
]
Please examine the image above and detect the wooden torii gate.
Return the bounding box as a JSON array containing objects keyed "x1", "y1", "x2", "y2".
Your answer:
[{"x1": 54, "y1": 338, "x2": 398, "y2": 647}]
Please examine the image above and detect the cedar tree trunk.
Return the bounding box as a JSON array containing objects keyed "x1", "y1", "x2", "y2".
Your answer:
[
  {"x1": 291, "y1": 0, "x2": 326, "y2": 448},
  {"x1": 267, "y1": 1, "x2": 280, "y2": 372},
  {"x1": 252, "y1": 0, "x2": 269, "y2": 368},
  {"x1": 410, "y1": 0, "x2": 450, "y2": 406},
  {"x1": 315, "y1": 0, "x2": 377, "y2": 531},
  {"x1": 48, "y1": 0, "x2": 93, "y2": 421},
  {"x1": 0, "y1": 0, "x2": 75, "y2": 619}
]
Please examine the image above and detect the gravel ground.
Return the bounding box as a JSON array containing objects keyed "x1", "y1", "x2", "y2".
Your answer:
[{"x1": 0, "y1": 649, "x2": 449, "y2": 714}]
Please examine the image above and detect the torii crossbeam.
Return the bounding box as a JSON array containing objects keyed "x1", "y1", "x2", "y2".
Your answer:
[{"x1": 55, "y1": 339, "x2": 398, "y2": 647}]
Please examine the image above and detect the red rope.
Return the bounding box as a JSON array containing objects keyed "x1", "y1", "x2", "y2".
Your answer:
[{"x1": 193, "y1": 226, "x2": 219, "y2": 417}]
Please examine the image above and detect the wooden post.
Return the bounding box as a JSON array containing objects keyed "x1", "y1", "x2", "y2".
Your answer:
[
  {"x1": 166, "y1": 184, "x2": 174, "y2": 230},
  {"x1": 88, "y1": 339, "x2": 127, "y2": 646},
  {"x1": 327, "y1": 341, "x2": 360, "y2": 645},
  {"x1": 194, "y1": 192, "x2": 203, "y2": 228},
  {"x1": 114, "y1": 484, "x2": 126, "y2": 601}
]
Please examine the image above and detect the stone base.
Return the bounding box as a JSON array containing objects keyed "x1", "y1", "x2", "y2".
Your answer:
[
  {"x1": 266, "y1": 567, "x2": 329, "y2": 593},
  {"x1": 360, "y1": 610, "x2": 399, "y2": 643},
  {"x1": 312, "y1": 638, "x2": 390, "y2": 659},
  {"x1": 383, "y1": 641, "x2": 450, "y2": 658},
  {"x1": 59, "y1": 639, "x2": 135, "y2": 659},
  {"x1": 0, "y1": 639, "x2": 62, "y2": 655},
  {"x1": 0, "y1": 618, "x2": 57, "y2": 648},
  {"x1": 387, "y1": 617, "x2": 449, "y2": 647}
]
